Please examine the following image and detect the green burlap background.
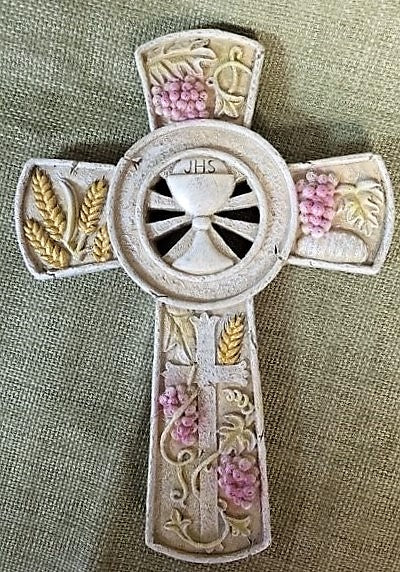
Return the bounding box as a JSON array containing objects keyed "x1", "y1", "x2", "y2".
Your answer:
[{"x1": 1, "y1": 1, "x2": 399, "y2": 570}]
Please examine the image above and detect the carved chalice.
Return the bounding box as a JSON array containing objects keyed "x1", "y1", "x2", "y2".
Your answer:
[{"x1": 167, "y1": 172, "x2": 236, "y2": 274}]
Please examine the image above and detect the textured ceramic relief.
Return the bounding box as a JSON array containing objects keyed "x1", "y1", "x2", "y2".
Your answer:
[
  {"x1": 152, "y1": 304, "x2": 267, "y2": 560},
  {"x1": 15, "y1": 29, "x2": 394, "y2": 565},
  {"x1": 107, "y1": 118, "x2": 297, "y2": 562},
  {"x1": 288, "y1": 154, "x2": 394, "y2": 274},
  {"x1": 135, "y1": 29, "x2": 264, "y2": 130},
  {"x1": 108, "y1": 120, "x2": 297, "y2": 309},
  {"x1": 15, "y1": 159, "x2": 118, "y2": 279},
  {"x1": 103, "y1": 114, "x2": 295, "y2": 562}
]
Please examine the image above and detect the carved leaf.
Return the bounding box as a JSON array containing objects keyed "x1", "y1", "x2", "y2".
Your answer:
[
  {"x1": 147, "y1": 39, "x2": 216, "y2": 84},
  {"x1": 164, "y1": 509, "x2": 191, "y2": 534},
  {"x1": 163, "y1": 308, "x2": 195, "y2": 363},
  {"x1": 225, "y1": 514, "x2": 251, "y2": 537},
  {"x1": 219, "y1": 414, "x2": 256, "y2": 454},
  {"x1": 211, "y1": 49, "x2": 252, "y2": 119},
  {"x1": 336, "y1": 181, "x2": 384, "y2": 237},
  {"x1": 214, "y1": 91, "x2": 245, "y2": 118}
]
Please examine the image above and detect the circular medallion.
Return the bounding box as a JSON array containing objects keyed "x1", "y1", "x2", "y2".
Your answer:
[{"x1": 108, "y1": 120, "x2": 297, "y2": 309}]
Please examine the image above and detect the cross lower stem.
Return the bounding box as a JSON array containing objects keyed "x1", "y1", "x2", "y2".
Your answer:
[
  {"x1": 198, "y1": 384, "x2": 219, "y2": 542},
  {"x1": 146, "y1": 300, "x2": 271, "y2": 562}
]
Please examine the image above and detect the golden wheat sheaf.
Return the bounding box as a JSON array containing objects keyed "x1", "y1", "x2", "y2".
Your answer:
[
  {"x1": 78, "y1": 178, "x2": 108, "y2": 235},
  {"x1": 31, "y1": 168, "x2": 66, "y2": 241},
  {"x1": 217, "y1": 314, "x2": 245, "y2": 365},
  {"x1": 93, "y1": 225, "x2": 112, "y2": 262},
  {"x1": 24, "y1": 218, "x2": 70, "y2": 269}
]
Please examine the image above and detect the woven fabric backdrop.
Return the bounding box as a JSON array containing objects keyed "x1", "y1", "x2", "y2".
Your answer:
[{"x1": 1, "y1": 1, "x2": 399, "y2": 571}]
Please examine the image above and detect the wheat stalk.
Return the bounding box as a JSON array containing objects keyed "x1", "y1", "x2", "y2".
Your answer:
[
  {"x1": 24, "y1": 219, "x2": 70, "y2": 269},
  {"x1": 31, "y1": 168, "x2": 66, "y2": 241},
  {"x1": 217, "y1": 313, "x2": 245, "y2": 365},
  {"x1": 78, "y1": 178, "x2": 108, "y2": 235},
  {"x1": 93, "y1": 225, "x2": 112, "y2": 262}
]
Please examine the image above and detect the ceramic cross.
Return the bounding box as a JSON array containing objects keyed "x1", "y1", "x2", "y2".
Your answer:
[{"x1": 15, "y1": 29, "x2": 394, "y2": 564}]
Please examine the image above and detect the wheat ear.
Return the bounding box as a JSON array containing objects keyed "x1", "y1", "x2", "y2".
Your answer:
[
  {"x1": 78, "y1": 179, "x2": 108, "y2": 235},
  {"x1": 217, "y1": 313, "x2": 245, "y2": 365},
  {"x1": 24, "y1": 219, "x2": 70, "y2": 269},
  {"x1": 93, "y1": 225, "x2": 112, "y2": 262},
  {"x1": 31, "y1": 168, "x2": 66, "y2": 241}
]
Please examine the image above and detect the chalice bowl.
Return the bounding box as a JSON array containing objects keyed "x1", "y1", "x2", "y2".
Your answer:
[{"x1": 167, "y1": 169, "x2": 236, "y2": 275}]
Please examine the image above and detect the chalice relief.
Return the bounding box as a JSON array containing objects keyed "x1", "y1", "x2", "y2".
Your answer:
[{"x1": 146, "y1": 155, "x2": 260, "y2": 275}]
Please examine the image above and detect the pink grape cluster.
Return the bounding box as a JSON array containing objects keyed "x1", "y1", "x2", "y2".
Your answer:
[
  {"x1": 296, "y1": 170, "x2": 338, "y2": 238},
  {"x1": 159, "y1": 385, "x2": 198, "y2": 446},
  {"x1": 151, "y1": 75, "x2": 209, "y2": 122},
  {"x1": 217, "y1": 454, "x2": 260, "y2": 510}
]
